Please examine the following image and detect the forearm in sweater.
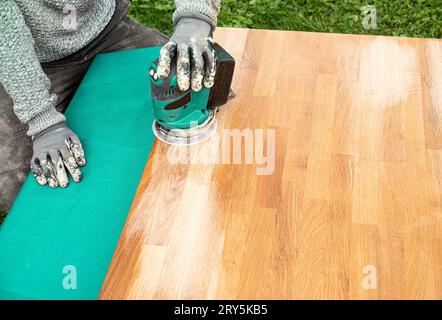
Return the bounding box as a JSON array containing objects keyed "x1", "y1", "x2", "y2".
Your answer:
[
  {"x1": 0, "y1": 0, "x2": 65, "y2": 137},
  {"x1": 173, "y1": 0, "x2": 221, "y2": 30}
]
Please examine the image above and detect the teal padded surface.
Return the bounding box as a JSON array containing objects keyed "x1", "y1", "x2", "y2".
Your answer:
[{"x1": 0, "y1": 46, "x2": 161, "y2": 300}]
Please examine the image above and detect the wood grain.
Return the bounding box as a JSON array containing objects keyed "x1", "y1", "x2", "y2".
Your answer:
[{"x1": 100, "y1": 28, "x2": 442, "y2": 300}]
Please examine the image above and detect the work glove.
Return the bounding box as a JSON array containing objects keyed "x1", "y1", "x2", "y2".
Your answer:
[
  {"x1": 157, "y1": 18, "x2": 216, "y2": 92},
  {"x1": 30, "y1": 123, "x2": 86, "y2": 188}
]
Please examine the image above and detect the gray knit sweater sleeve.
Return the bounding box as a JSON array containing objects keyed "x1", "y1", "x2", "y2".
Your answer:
[
  {"x1": 0, "y1": 0, "x2": 65, "y2": 137},
  {"x1": 173, "y1": 0, "x2": 221, "y2": 30}
]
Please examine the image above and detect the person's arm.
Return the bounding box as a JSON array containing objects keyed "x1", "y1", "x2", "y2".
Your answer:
[
  {"x1": 157, "y1": 1, "x2": 222, "y2": 92},
  {"x1": 0, "y1": 1, "x2": 85, "y2": 188},
  {"x1": 0, "y1": 0, "x2": 65, "y2": 137}
]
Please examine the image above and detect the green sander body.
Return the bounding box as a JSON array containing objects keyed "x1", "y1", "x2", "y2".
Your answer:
[{"x1": 149, "y1": 43, "x2": 235, "y2": 145}]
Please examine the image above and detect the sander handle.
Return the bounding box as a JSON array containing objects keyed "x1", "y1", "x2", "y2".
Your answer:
[{"x1": 207, "y1": 43, "x2": 236, "y2": 109}]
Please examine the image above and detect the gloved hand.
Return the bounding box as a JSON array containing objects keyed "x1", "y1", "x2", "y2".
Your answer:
[
  {"x1": 157, "y1": 18, "x2": 216, "y2": 92},
  {"x1": 30, "y1": 123, "x2": 86, "y2": 188}
]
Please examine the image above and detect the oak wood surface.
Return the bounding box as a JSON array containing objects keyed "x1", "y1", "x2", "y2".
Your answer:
[{"x1": 100, "y1": 28, "x2": 442, "y2": 299}]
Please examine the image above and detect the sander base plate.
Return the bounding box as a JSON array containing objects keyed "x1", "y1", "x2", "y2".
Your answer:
[{"x1": 152, "y1": 110, "x2": 217, "y2": 146}]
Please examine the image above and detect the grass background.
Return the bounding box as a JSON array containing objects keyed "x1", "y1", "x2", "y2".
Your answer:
[{"x1": 129, "y1": 0, "x2": 442, "y2": 38}]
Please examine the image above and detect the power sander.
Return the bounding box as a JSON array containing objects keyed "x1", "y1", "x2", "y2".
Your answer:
[{"x1": 148, "y1": 43, "x2": 235, "y2": 146}]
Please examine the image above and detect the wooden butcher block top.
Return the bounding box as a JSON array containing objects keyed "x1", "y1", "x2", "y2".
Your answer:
[{"x1": 100, "y1": 28, "x2": 442, "y2": 299}]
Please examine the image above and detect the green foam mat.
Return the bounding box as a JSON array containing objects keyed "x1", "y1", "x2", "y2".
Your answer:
[{"x1": 0, "y1": 46, "x2": 161, "y2": 299}]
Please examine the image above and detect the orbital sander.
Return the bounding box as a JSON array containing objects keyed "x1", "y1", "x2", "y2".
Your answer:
[{"x1": 149, "y1": 43, "x2": 235, "y2": 146}]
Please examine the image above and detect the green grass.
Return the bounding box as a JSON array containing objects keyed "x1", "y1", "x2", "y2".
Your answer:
[{"x1": 129, "y1": 0, "x2": 442, "y2": 38}]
